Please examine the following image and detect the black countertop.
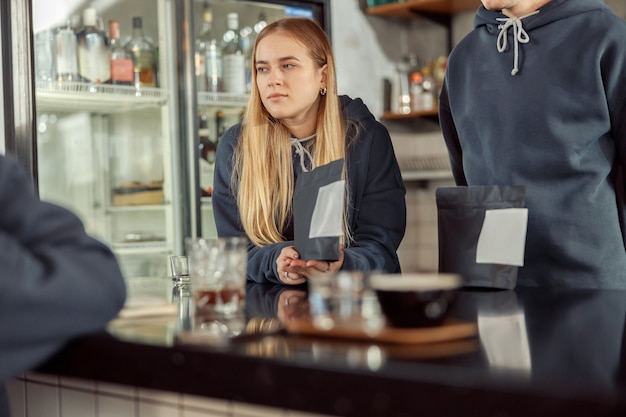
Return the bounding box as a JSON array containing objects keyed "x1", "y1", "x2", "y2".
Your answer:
[{"x1": 37, "y1": 278, "x2": 626, "y2": 417}]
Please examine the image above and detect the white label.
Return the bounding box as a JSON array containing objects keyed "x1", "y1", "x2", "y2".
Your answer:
[
  {"x1": 309, "y1": 180, "x2": 345, "y2": 238},
  {"x1": 476, "y1": 208, "x2": 528, "y2": 266}
]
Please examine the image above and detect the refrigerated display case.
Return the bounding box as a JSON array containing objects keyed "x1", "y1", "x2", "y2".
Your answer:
[
  {"x1": 29, "y1": 0, "x2": 179, "y2": 279},
  {"x1": 0, "y1": 0, "x2": 329, "y2": 281}
]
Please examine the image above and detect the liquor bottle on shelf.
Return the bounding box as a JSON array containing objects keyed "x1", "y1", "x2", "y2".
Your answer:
[
  {"x1": 239, "y1": 25, "x2": 253, "y2": 92},
  {"x1": 76, "y1": 8, "x2": 111, "y2": 84},
  {"x1": 54, "y1": 22, "x2": 79, "y2": 82},
  {"x1": 420, "y1": 66, "x2": 436, "y2": 111},
  {"x1": 199, "y1": 110, "x2": 217, "y2": 164},
  {"x1": 396, "y1": 61, "x2": 411, "y2": 114},
  {"x1": 195, "y1": 2, "x2": 223, "y2": 92},
  {"x1": 195, "y1": 3, "x2": 209, "y2": 92},
  {"x1": 109, "y1": 19, "x2": 134, "y2": 86},
  {"x1": 253, "y1": 12, "x2": 268, "y2": 37},
  {"x1": 125, "y1": 16, "x2": 157, "y2": 89},
  {"x1": 34, "y1": 28, "x2": 56, "y2": 83},
  {"x1": 198, "y1": 110, "x2": 216, "y2": 197},
  {"x1": 206, "y1": 37, "x2": 222, "y2": 93},
  {"x1": 243, "y1": 12, "x2": 267, "y2": 92},
  {"x1": 222, "y1": 13, "x2": 246, "y2": 94},
  {"x1": 409, "y1": 71, "x2": 423, "y2": 112},
  {"x1": 215, "y1": 109, "x2": 226, "y2": 140}
]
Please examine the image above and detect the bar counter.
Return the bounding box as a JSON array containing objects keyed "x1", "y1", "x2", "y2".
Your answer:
[{"x1": 35, "y1": 278, "x2": 626, "y2": 416}]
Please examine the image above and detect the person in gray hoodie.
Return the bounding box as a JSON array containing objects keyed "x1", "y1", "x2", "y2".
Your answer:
[
  {"x1": 212, "y1": 17, "x2": 406, "y2": 285},
  {"x1": 439, "y1": 0, "x2": 626, "y2": 288},
  {"x1": 0, "y1": 154, "x2": 127, "y2": 414}
]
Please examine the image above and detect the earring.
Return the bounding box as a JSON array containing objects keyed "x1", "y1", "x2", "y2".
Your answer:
[{"x1": 320, "y1": 87, "x2": 327, "y2": 96}]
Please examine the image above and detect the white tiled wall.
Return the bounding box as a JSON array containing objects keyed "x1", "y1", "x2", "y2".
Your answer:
[
  {"x1": 6, "y1": 373, "x2": 337, "y2": 417},
  {"x1": 390, "y1": 132, "x2": 455, "y2": 273}
]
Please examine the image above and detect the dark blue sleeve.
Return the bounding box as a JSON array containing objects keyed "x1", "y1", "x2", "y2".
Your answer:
[
  {"x1": 212, "y1": 125, "x2": 288, "y2": 284},
  {"x1": 341, "y1": 120, "x2": 407, "y2": 273},
  {"x1": 439, "y1": 81, "x2": 468, "y2": 186},
  {"x1": 0, "y1": 155, "x2": 126, "y2": 382}
]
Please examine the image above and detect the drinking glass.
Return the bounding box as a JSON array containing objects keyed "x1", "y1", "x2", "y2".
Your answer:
[
  {"x1": 308, "y1": 271, "x2": 384, "y2": 331},
  {"x1": 169, "y1": 255, "x2": 190, "y2": 286},
  {"x1": 186, "y1": 237, "x2": 248, "y2": 315}
]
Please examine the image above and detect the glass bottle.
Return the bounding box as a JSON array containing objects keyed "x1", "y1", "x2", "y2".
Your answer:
[
  {"x1": 198, "y1": 110, "x2": 216, "y2": 197},
  {"x1": 76, "y1": 8, "x2": 111, "y2": 84},
  {"x1": 195, "y1": 2, "x2": 222, "y2": 93},
  {"x1": 109, "y1": 19, "x2": 134, "y2": 86},
  {"x1": 195, "y1": 3, "x2": 209, "y2": 92},
  {"x1": 215, "y1": 109, "x2": 225, "y2": 140},
  {"x1": 396, "y1": 61, "x2": 410, "y2": 114},
  {"x1": 34, "y1": 28, "x2": 56, "y2": 83},
  {"x1": 54, "y1": 22, "x2": 78, "y2": 82},
  {"x1": 421, "y1": 66, "x2": 436, "y2": 111},
  {"x1": 125, "y1": 16, "x2": 157, "y2": 89},
  {"x1": 410, "y1": 71, "x2": 423, "y2": 112},
  {"x1": 243, "y1": 12, "x2": 267, "y2": 92},
  {"x1": 222, "y1": 13, "x2": 246, "y2": 94},
  {"x1": 199, "y1": 110, "x2": 216, "y2": 164},
  {"x1": 206, "y1": 32, "x2": 223, "y2": 93},
  {"x1": 253, "y1": 12, "x2": 268, "y2": 37}
]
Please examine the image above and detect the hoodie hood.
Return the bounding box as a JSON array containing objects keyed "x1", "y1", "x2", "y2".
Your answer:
[
  {"x1": 340, "y1": 95, "x2": 375, "y2": 124},
  {"x1": 474, "y1": 0, "x2": 613, "y2": 75}
]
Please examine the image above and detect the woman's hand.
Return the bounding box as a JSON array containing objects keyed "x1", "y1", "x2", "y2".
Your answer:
[
  {"x1": 277, "y1": 246, "x2": 307, "y2": 285},
  {"x1": 278, "y1": 245, "x2": 344, "y2": 284},
  {"x1": 304, "y1": 244, "x2": 344, "y2": 275},
  {"x1": 277, "y1": 289, "x2": 309, "y2": 324}
]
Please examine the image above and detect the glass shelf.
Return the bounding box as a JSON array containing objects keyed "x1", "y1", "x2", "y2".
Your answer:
[
  {"x1": 111, "y1": 241, "x2": 169, "y2": 253},
  {"x1": 107, "y1": 204, "x2": 168, "y2": 213},
  {"x1": 382, "y1": 109, "x2": 438, "y2": 120},
  {"x1": 198, "y1": 92, "x2": 249, "y2": 107},
  {"x1": 35, "y1": 80, "x2": 168, "y2": 113}
]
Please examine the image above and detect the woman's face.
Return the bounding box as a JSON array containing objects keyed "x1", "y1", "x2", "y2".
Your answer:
[{"x1": 255, "y1": 31, "x2": 327, "y2": 133}]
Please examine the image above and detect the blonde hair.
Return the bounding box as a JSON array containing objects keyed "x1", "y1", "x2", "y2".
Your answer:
[{"x1": 234, "y1": 17, "x2": 349, "y2": 247}]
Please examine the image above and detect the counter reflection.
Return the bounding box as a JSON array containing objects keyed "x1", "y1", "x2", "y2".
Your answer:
[{"x1": 105, "y1": 277, "x2": 626, "y2": 394}]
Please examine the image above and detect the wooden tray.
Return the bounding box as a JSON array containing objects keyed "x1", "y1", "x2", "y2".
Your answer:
[{"x1": 284, "y1": 319, "x2": 478, "y2": 345}]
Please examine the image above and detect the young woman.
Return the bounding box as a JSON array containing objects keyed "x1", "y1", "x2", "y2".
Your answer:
[{"x1": 212, "y1": 17, "x2": 406, "y2": 285}]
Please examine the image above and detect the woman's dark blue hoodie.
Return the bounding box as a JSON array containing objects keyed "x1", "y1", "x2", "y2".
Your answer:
[
  {"x1": 213, "y1": 96, "x2": 406, "y2": 284},
  {"x1": 439, "y1": 0, "x2": 626, "y2": 288}
]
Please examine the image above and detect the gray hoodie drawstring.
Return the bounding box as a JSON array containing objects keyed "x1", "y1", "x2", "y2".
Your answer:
[
  {"x1": 496, "y1": 11, "x2": 539, "y2": 76},
  {"x1": 291, "y1": 135, "x2": 316, "y2": 172}
]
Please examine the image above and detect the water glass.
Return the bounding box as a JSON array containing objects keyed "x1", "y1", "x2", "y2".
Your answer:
[
  {"x1": 186, "y1": 237, "x2": 248, "y2": 315},
  {"x1": 308, "y1": 271, "x2": 371, "y2": 330},
  {"x1": 170, "y1": 255, "x2": 190, "y2": 285}
]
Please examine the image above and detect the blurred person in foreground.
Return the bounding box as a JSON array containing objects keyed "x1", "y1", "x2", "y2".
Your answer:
[
  {"x1": 212, "y1": 17, "x2": 406, "y2": 285},
  {"x1": 0, "y1": 154, "x2": 127, "y2": 413},
  {"x1": 439, "y1": 0, "x2": 626, "y2": 288}
]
